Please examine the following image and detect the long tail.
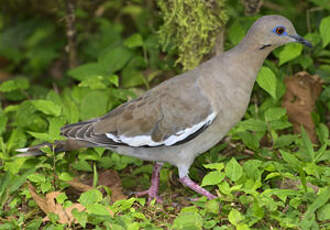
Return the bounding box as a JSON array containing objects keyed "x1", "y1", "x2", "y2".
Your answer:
[{"x1": 15, "y1": 139, "x2": 93, "y2": 157}]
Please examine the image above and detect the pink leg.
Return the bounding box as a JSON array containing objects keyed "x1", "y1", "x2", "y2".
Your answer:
[
  {"x1": 179, "y1": 176, "x2": 217, "y2": 200},
  {"x1": 135, "y1": 162, "x2": 163, "y2": 203}
]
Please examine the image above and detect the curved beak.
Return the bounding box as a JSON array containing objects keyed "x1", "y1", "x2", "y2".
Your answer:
[{"x1": 289, "y1": 35, "x2": 312, "y2": 48}]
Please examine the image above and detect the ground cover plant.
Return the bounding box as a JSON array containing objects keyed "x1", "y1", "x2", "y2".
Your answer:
[{"x1": 0, "y1": 0, "x2": 329, "y2": 229}]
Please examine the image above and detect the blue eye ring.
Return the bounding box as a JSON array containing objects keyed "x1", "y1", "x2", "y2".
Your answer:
[{"x1": 273, "y1": 26, "x2": 287, "y2": 36}]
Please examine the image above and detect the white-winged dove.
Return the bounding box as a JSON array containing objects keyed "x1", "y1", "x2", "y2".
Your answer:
[{"x1": 17, "y1": 15, "x2": 311, "y2": 202}]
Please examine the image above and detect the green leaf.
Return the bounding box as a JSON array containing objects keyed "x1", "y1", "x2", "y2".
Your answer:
[
  {"x1": 0, "y1": 77, "x2": 29, "y2": 92},
  {"x1": 239, "y1": 119, "x2": 267, "y2": 132},
  {"x1": 78, "y1": 76, "x2": 107, "y2": 90},
  {"x1": 80, "y1": 91, "x2": 108, "y2": 120},
  {"x1": 78, "y1": 189, "x2": 103, "y2": 207},
  {"x1": 203, "y1": 163, "x2": 224, "y2": 171},
  {"x1": 264, "y1": 107, "x2": 286, "y2": 121},
  {"x1": 317, "y1": 203, "x2": 330, "y2": 221},
  {"x1": 228, "y1": 208, "x2": 244, "y2": 226},
  {"x1": 308, "y1": 0, "x2": 330, "y2": 10},
  {"x1": 68, "y1": 63, "x2": 106, "y2": 81},
  {"x1": 300, "y1": 126, "x2": 314, "y2": 162},
  {"x1": 124, "y1": 33, "x2": 143, "y2": 48},
  {"x1": 228, "y1": 20, "x2": 245, "y2": 45},
  {"x1": 274, "y1": 134, "x2": 297, "y2": 148},
  {"x1": 27, "y1": 173, "x2": 45, "y2": 183},
  {"x1": 72, "y1": 208, "x2": 87, "y2": 228},
  {"x1": 301, "y1": 187, "x2": 330, "y2": 226},
  {"x1": 225, "y1": 158, "x2": 243, "y2": 182},
  {"x1": 256, "y1": 67, "x2": 277, "y2": 99},
  {"x1": 320, "y1": 16, "x2": 330, "y2": 47},
  {"x1": 87, "y1": 203, "x2": 111, "y2": 216},
  {"x1": 278, "y1": 43, "x2": 303, "y2": 65},
  {"x1": 238, "y1": 131, "x2": 260, "y2": 150},
  {"x1": 31, "y1": 100, "x2": 61, "y2": 116},
  {"x1": 201, "y1": 171, "x2": 225, "y2": 187},
  {"x1": 98, "y1": 46, "x2": 132, "y2": 73},
  {"x1": 173, "y1": 210, "x2": 203, "y2": 230}
]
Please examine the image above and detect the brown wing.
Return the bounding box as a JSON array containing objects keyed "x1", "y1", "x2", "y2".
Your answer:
[{"x1": 61, "y1": 74, "x2": 216, "y2": 147}]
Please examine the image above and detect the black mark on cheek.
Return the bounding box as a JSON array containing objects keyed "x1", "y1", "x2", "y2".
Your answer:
[{"x1": 259, "y1": 44, "x2": 272, "y2": 50}]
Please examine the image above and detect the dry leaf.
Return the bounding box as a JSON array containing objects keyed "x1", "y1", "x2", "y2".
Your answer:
[
  {"x1": 66, "y1": 178, "x2": 93, "y2": 192},
  {"x1": 28, "y1": 183, "x2": 85, "y2": 225},
  {"x1": 67, "y1": 169, "x2": 127, "y2": 202},
  {"x1": 282, "y1": 72, "x2": 324, "y2": 143}
]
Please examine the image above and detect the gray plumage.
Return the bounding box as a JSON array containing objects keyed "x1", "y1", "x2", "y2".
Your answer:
[{"x1": 17, "y1": 15, "x2": 311, "y2": 200}]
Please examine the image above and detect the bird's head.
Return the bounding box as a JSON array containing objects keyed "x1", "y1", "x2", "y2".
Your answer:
[{"x1": 247, "y1": 15, "x2": 312, "y2": 50}]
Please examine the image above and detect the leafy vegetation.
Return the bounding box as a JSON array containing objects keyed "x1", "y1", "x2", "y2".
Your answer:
[{"x1": 0, "y1": 0, "x2": 329, "y2": 229}]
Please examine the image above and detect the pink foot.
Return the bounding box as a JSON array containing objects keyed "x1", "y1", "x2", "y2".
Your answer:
[
  {"x1": 179, "y1": 175, "x2": 217, "y2": 200},
  {"x1": 135, "y1": 162, "x2": 163, "y2": 203}
]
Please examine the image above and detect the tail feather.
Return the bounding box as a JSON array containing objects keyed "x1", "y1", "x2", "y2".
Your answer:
[{"x1": 15, "y1": 139, "x2": 94, "y2": 157}]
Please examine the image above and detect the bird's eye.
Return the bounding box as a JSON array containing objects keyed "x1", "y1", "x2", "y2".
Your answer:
[{"x1": 273, "y1": 26, "x2": 286, "y2": 36}]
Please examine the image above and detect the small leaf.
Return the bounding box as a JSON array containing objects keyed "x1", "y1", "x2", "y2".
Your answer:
[
  {"x1": 225, "y1": 158, "x2": 243, "y2": 182},
  {"x1": 228, "y1": 208, "x2": 244, "y2": 226},
  {"x1": 86, "y1": 203, "x2": 111, "y2": 216},
  {"x1": 31, "y1": 100, "x2": 61, "y2": 116},
  {"x1": 256, "y1": 67, "x2": 277, "y2": 99},
  {"x1": 0, "y1": 77, "x2": 29, "y2": 92},
  {"x1": 72, "y1": 208, "x2": 87, "y2": 228},
  {"x1": 264, "y1": 107, "x2": 286, "y2": 121},
  {"x1": 279, "y1": 43, "x2": 303, "y2": 65},
  {"x1": 320, "y1": 16, "x2": 330, "y2": 47},
  {"x1": 317, "y1": 203, "x2": 330, "y2": 221},
  {"x1": 80, "y1": 91, "x2": 108, "y2": 120},
  {"x1": 78, "y1": 189, "x2": 103, "y2": 207},
  {"x1": 124, "y1": 33, "x2": 143, "y2": 48},
  {"x1": 203, "y1": 163, "x2": 224, "y2": 171},
  {"x1": 201, "y1": 171, "x2": 225, "y2": 187}
]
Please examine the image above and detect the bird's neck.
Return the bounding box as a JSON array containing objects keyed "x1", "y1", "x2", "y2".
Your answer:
[{"x1": 230, "y1": 37, "x2": 272, "y2": 72}]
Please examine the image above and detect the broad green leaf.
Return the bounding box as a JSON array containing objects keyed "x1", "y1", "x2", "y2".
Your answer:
[
  {"x1": 78, "y1": 189, "x2": 103, "y2": 207},
  {"x1": 80, "y1": 91, "x2": 108, "y2": 120},
  {"x1": 0, "y1": 77, "x2": 29, "y2": 92},
  {"x1": 280, "y1": 150, "x2": 302, "y2": 168},
  {"x1": 316, "y1": 123, "x2": 329, "y2": 145},
  {"x1": 308, "y1": 0, "x2": 330, "y2": 9},
  {"x1": 228, "y1": 20, "x2": 245, "y2": 45},
  {"x1": 238, "y1": 131, "x2": 260, "y2": 150},
  {"x1": 72, "y1": 208, "x2": 87, "y2": 228},
  {"x1": 68, "y1": 63, "x2": 106, "y2": 81},
  {"x1": 173, "y1": 211, "x2": 203, "y2": 230},
  {"x1": 225, "y1": 158, "x2": 243, "y2": 182},
  {"x1": 239, "y1": 119, "x2": 267, "y2": 132},
  {"x1": 27, "y1": 173, "x2": 45, "y2": 183},
  {"x1": 301, "y1": 187, "x2": 330, "y2": 226},
  {"x1": 228, "y1": 208, "x2": 244, "y2": 226},
  {"x1": 124, "y1": 33, "x2": 143, "y2": 48},
  {"x1": 7, "y1": 128, "x2": 26, "y2": 151},
  {"x1": 78, "y1": 76, "x2": 107, "y2": 90},
  {"x1": 0, "y1": 112, "x2": 8, "y2": 135},
  {"x1": 264, "y1": 107, "x2": 286, "y2": 121},
  {"x1": 256, "y1": 67, "x2": 277, "y2": 99},
  {"x1": 317, "y1": 203, "x2": 330, "y2": 221},
  {"x1": 31, "y1": 100, "x2": 61, "y2": 116},
  {"x1": 98, "y1": 46, "x2": 132, "y2": 73},
  {"x1": 320, "y1": 16, "x2": 330, "y2": 47},
  {"x1": 203, "y1": 163, "x2": 224, "y2": 171},
  {"x1": 87, "y1": 203, "x2": 111, "y2": 216},
  {"x1": 279, "y1": 43, "x2": 303, "y2": 65},
  {"x1": 108, "y1": 75, "x2": 119, "y2": 87},
  {"x1": 300, "y1": 127, "x2": 314, "y2": 162},
  {"x1": 201, "y1": 171, "x2": 225, "y2": 187},
  {"x1": 274, "y1": 134, "x2": 297, "y2": 148}
]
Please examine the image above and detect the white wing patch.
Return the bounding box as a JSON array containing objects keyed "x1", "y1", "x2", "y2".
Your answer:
[{"x1": 105, "y1": 112, "x2": 216, "y2": 147}]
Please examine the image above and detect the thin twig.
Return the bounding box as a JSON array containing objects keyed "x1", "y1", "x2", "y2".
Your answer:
[{"x1": 65, "y1": 0, "x2": 78, "y2": 69}]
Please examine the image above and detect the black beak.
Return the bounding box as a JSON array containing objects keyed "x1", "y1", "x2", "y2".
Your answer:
[{"x1": 289, "y1": 35, "x2": 312, "y2": 48}]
